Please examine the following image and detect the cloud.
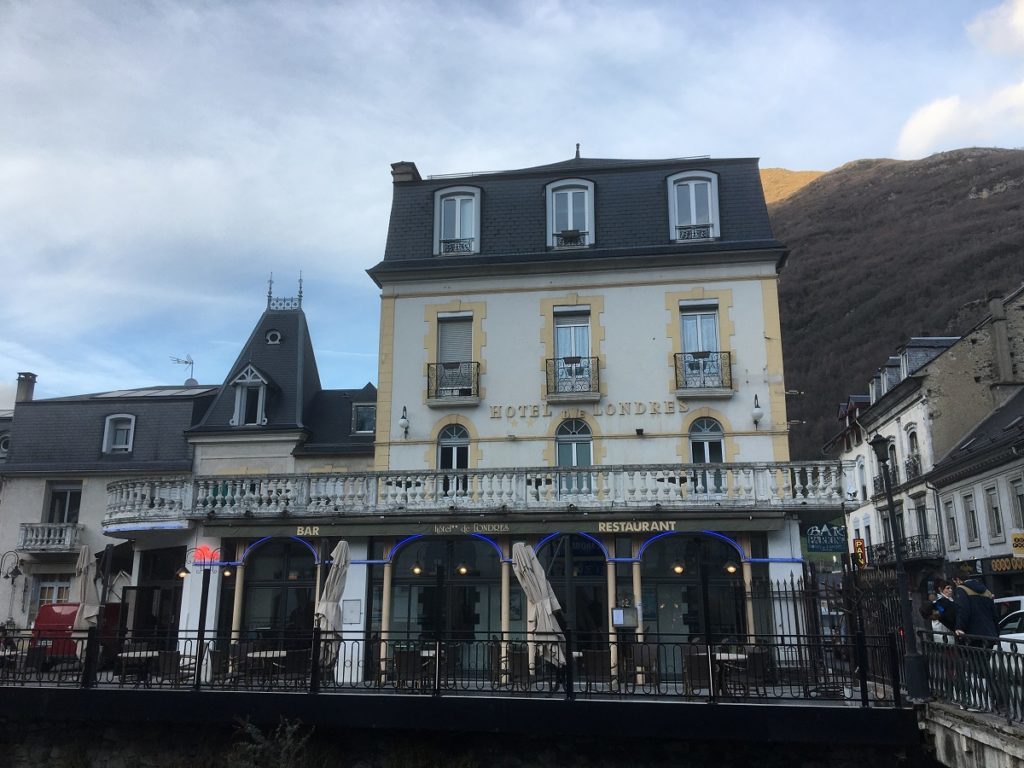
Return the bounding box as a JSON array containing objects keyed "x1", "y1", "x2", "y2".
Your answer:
[{"x1": 968, "y1": 0, "x2": 1024, "y2": 57}]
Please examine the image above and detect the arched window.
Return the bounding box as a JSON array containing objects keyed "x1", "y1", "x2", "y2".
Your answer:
[
  {"x1": 433, "y1": 186, "x2": 481, "y2": 255},
  {"x1": 546, "y1": 179, "x2": 595, "y2": 248},
  {"x1": 438, "y1": 424, "x2": 469, "y2": 496},
  {"x1": 689, "y1": 418, "x2": 724, "y2": 493},
  {"x1": 556, "y1": 419, "x2": 592, "y2": 494},
  {"x1": 667, "y1": 170, "x2": 720, "y2": 241}
]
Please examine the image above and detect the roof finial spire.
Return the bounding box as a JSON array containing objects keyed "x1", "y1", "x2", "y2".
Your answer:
[
  {"x1": 298, "y1": 271, "x2": 303, "y2": 307},
  {"x1": 575, "y1": 143, "x2": 581, "y2": 159},
  {"x1": 267, "y1": 273, "x2": 274, "y2": 309}
]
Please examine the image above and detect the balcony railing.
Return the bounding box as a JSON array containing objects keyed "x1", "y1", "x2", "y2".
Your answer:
[
  {"x1": 17, "y1": 522, "x2": 82, "y2": 553},
  {"x1": 427, "y1": 362, "x2": 480, "y2": 400},
  {"x1": 104, "y1": 461, "x2": 849, "y2": 528},
  {"x1": 546, "y1": 356, "x2": 600, "y2": 397},
  {"x1": 904, "y1": 455, "x2": 921, "y2": 481},
  {"x1": 675, "y1": 224, "x2": 714, "y2": 241},
  {"x1": 674, "y1": 351, "x2": 732, "y2": 391},
  {"x1": 553, "y1": 230, "x2": 589, "y2": 248},
  {"x1": 866, "y1": 534, "x2": 942, "y2": 565},
  {"x1": 440, "y1": 238, "x2": 474, "y2": 254}
]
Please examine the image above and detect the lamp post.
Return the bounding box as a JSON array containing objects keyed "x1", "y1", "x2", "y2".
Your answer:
[
  {"x1": 178, "y1": 545, "x2": 231, "y2": 689},
  {"x1": 868, "y1": 434, "x2": 929, "y2": 701},
  {"x1": 1, "y1": 551, "x2": 23, "y2": 626}
]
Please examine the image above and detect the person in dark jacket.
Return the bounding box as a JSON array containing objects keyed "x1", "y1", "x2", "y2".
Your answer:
[
  {"x1": 954, "y1": 575, "x2": 999, "y2": 646},
  {"x1": 927, "y1": 579, "x2": 958, "y2": 635}
]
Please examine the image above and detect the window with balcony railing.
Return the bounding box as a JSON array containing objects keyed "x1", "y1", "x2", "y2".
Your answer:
[
  {"x1": 674, "y1": 351, "x2": 732, "y2": 390},
  {"x1": 427, "y1": 362, "x2": 480, "y2": 400},
  {"x1": 546, "y1": 356, "x2": 599, "y2": 397},
  {"x1": 904, "y1": 454, "x2": 921, "y2": 481}
]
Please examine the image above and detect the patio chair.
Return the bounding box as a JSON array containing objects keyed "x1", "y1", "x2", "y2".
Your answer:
[
  {"x1": 157, "y1": 650, "x2": 187, "y2": 686},
  {"x1": 633, "y1": 643, "x2": 661, "y2": 688},
  {"x1": 684, "y1": 644, "x2": 711, "y2": 695},
  {"x1": 581, "y1": 648, "x2": 611, "y2": 691}
]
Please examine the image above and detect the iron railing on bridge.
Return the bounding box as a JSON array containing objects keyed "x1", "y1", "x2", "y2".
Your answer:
[
  {"x1": 0, "y1": 625, "x2": 902, "y2": 707},
  {"x1": 921, "y1": 632, "x2": 1024, "y2": 724}
]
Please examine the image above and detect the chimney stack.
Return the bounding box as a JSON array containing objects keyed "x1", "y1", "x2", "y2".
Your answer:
[
  {"x1": 390, "y1": 161, "x2": 421, "y2": 183},
  {"x1": 16, "y1": 372, "x2": 37, "y2": 403}
]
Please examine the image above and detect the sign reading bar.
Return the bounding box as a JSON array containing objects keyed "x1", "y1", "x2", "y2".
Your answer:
[
  {"x1": 806, "y1": 523, "x2": 847, "y2": 553},
  {"x1": 853, "y1": 538, "x2": 867, "y2": 568}
]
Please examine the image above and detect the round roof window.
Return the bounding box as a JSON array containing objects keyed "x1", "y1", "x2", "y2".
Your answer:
[{"x1": 266, "y1": 329, "x2": 282, "y2": 345}]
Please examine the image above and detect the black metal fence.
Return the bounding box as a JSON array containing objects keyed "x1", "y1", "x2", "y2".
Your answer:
[
  {"x1": 0, "y1": 625, "x2": 902, "y2": 707},
  {"x1": 921, "y1": 632, "x2": 1024, "y2": 724}
]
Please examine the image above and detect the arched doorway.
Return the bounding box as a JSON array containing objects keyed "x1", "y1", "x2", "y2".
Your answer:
[
  {"x1": 640, "y1": 533, "x2": 745, "y2": 642},
  {"x1": 536, "y1": 533, "x2": 607, "y2": 646},
  {"x1": 241, "y1": 538, "x2": 317, "y2": 635}
]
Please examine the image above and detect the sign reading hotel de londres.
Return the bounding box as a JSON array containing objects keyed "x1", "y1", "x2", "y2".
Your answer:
[{"x1": 489, "y1": 400, "x2": 688, "y2": 420}]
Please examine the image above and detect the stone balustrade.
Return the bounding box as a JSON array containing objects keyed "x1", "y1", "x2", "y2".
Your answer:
[
  {"x1": 104, "y1": 461, "x2": 850, "y2": 527},
  {"x1": 17, "y1": 522, "x2": 82, "y2": 552}
]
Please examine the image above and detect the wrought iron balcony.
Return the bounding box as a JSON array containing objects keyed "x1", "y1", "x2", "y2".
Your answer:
[
  {"x1": 546, "y1": 356, "x2": 600, "y2": 399},
  {"x1": 866, "y1": 534, "x2": 942, "y2": 566},
  {"x1": 674, "y1": 351, "x2": 732, "y2": 391},
  {"x1": 904, "y1": 455, "x2": 921, "y2": 481},
  {"x1": 553, "y1": 230, "x2": 589, "y2": 248},
  {"x1": 17, "y1": 522, "x2": 83, "y2": 553},
  {"x1": 440, "y1": 238, "x2": 474, "y2": 254},
  {"x1": 427, "y1": 362, "x2": 480, "y2": 401},
  {"x1": 675, "y1": 224, "x2": 713, "y2": 241},
  {"x1": 104, "y1": 460, "x2": 850, "y2": 529}
]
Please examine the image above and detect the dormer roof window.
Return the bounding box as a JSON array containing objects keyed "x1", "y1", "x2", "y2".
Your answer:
[
  {"x1": 102, "y1": 414, "x2": 136, "y2": 453},
  {"x1": 668, "y1": 170, "x2": 720, "y2": 241},
  {"x1": 433, "y1": 186, "x2": 481, "y2": 255},
  {"x1": 229, "y1": 364, "x2": 270, "y2": 427},
  {"x1": 546, "y1": 179, "x2": 594, "y2": 249}
]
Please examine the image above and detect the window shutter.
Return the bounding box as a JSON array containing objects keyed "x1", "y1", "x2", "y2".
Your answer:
[{"x1": 439, "y1": 318, "x2": 472, "y2": 363}]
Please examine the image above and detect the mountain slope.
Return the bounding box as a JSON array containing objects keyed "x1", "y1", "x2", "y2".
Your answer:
[
  {"x1": 768, "y1": 147, "x2": 1024, "y2": 459},
  {"x1": 760, "y1": 168, "x2": 825, "y2": 204}
]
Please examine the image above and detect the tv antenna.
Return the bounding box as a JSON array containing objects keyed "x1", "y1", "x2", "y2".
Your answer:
[{"x1": 170, "y1": 354, "x2": 195, "y2": 384}]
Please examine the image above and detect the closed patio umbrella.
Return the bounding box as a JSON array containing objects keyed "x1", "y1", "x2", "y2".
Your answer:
[
  {"x1": 315, "y1": 540, "x2": 350, "y2": 633},
  {"x1": 511, "y1": 542, "x2": 565, "y2": 667},
  {"x1": 72, "y1": 545, "x2": 100, "y2": 632}
]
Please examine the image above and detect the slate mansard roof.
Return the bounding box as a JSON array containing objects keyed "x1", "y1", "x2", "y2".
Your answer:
[
  {"x1": 369, "y1": 155, "x2": 786, "y2": 284},
  {"x1": 930, "y1": 388, "x2": 1024, "y2": 485},
  {"x1": 188, "y1": 305, "x2": 376, "y2": 454},
  {"x1": 1, "y1": 387, "x2": 215, "y2": 474}
]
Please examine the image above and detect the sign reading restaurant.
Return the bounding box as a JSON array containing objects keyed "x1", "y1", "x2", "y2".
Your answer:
[{"x1": 292, "y1": 521, "x2": 681, "y2": 538}]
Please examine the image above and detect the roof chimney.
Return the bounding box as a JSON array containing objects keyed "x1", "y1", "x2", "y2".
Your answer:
[
  {"x1": 16, "y1": 372, "x2": 37, "y2": 403},
  {"x1": 390, "y1": 161, "x2": 421, "y2": 183}
]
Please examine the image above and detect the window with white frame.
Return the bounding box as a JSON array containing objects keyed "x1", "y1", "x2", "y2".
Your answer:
[
  {"x1": 864, "y1": 524, "x2": 872, "y2": 547},
  {"x1": 353, "y1": 404, "x2": 376, "y2": 434},
  {"x1": 553, "y1": 308, "x2": 593, "y2": 392},
  {"x1": 433, "y1": 186, "x2": 481, "y2": 255},
  {"x1": 914, "y1": 497, "x2": 928, "y2": 536},
  {"x1": 667, "y1": 170, "x2": 720, "y2": 241},
  {"x1": 679, "y1": 306, "x2": 727, "y2": 388},
  {"x1": 438, "y1": 424, "x2": 470, "y2": 495},
  {"x1": 546, "y1": 179, "x2": 594, "y2": 248},
  {"x1": 229, "y1": 365, "x2": 269, "y2": 426},
  {"x1": 31, "y1": 574, "x2": 72, "y2": 623},
  {"x1": 102, "y1": 413, "x2": 135, "y2": 453},
  {"x1": 1011, "y1": 478, "x2": 1024, "y2": 530},
  {"x1": 964, "y1": 494, "x2": 979, "y2": 544},
  {"x1": 945, "y1": 500, "x2": 959, "y2": 548},
  {"x1": 556, "y1": 418, "x2": 592, "y2": 494},
  {"x1": 689, "y1": 417, "x2": 725, "y2": 493},
  {"x1": 985, "y1": 486, "x2": 1004, "y2": 540}
]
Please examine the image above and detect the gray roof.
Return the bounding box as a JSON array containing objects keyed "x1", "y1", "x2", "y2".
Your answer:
[
  {"x1": 931, "y1": 388, "x2": 1024, "y2": 484},
  {"x1": 188, "y1": 306, "x2": 376, "y2": 456},
  {"x1": 190, "y1": 307, "x2": 322, "y2": 434},
  {"x1": 370, "y1": 155, "x2": 784, "y2": 283},
  {"x1": 1, "y1": 389, "x2": 213, "y2": 474}
]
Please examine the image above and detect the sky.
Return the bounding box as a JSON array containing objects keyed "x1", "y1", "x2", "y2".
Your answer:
[{"x1": 2, "y1": 0, "x2": 1023, "y2": 408}]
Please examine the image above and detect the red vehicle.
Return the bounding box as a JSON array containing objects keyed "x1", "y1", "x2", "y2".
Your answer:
[{"x1": 29, "y1": 603, "x2": 124, "y2": 670}]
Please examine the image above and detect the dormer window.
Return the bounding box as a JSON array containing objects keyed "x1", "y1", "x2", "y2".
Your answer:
[
  {"x1": 229, "y1": 365, "x2": 269, "y2": 426},
  {"x1": 102, "y1": 414, "x2": 135, "y2": 453},
  {"x1": 0, "y1": 433, "x2": 9, "y2": 458},
  {"x1": 433, "y1": 186, "x2": 481, "y2": 255},
  {"x1": 353, "y1": 404, "x2": 376, "y2": 434},
  {"x1": 667, "y1": 171, "x2": 720, "y2": 241},
  {"x1": 546, "y1": 179, "x2": 594, "y2": 248}
]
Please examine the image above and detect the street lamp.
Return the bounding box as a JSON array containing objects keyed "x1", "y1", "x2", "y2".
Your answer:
[
  {"x1": 181, "y1": 545, "x2": 232, "y2": 689},
  {"x1": 868, "y1": 433, "x2": 929, "y2": 701},
  {"x1": 1, "y1": 551, "x2": 23, "y2": 626}
]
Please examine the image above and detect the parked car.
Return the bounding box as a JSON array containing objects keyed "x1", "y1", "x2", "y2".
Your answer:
[
  {"x1": 998, "y1": 610, "x2": 1024, "y2": 652},
  {"x1": 996, "y1": 596, "x2": 1024, "y2": 621}
]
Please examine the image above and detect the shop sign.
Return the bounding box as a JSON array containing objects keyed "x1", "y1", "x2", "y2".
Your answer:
[
  {"x1": 853, "y1": 538, "x2": 866, "y2": 568},
  {"x1": 807, "y1": 523, "x2": 847, "y2": 552},
  {"x1": 1012, "y1": 530, "x2": 1024, "y2": 559},
  {"x1": 990, "y1": 556, "x2": 1023, "y2": 574}
]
